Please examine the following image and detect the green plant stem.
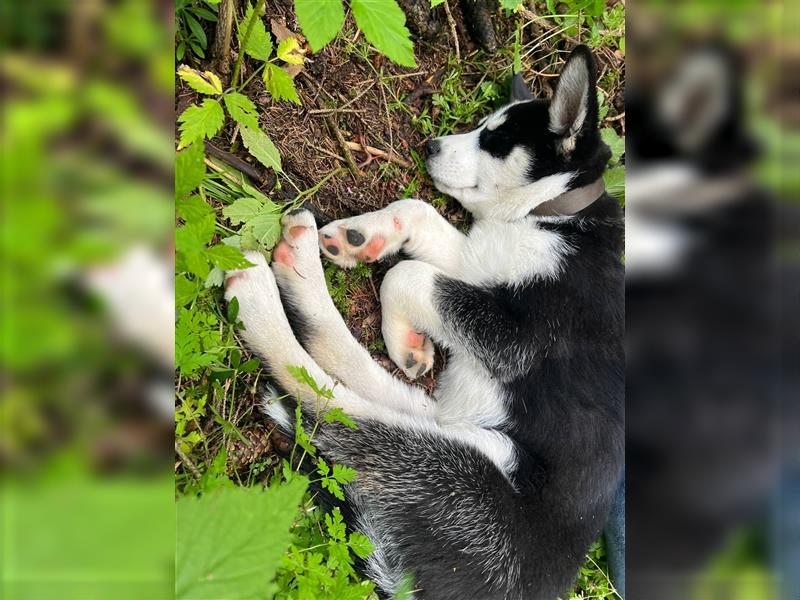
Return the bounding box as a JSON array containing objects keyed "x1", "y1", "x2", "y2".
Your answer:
[
  {"x1": 237, "y1": 62, "x2": 267, "y2": 92},
  {"x1": 291, "y1": 167, "x2": 347, "y2": 207},
  {"x1": 231, "y1": 0, "x2": 267, "y2": 88}
]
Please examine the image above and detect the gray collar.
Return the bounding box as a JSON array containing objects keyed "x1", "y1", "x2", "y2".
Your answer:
[{"x1": 532, "y1": 177, "x2": 606, "y2": 217}]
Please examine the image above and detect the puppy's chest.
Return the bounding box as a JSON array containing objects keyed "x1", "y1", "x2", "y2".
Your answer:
[{"x1": 455, "y1": 219, "x2": 568, "y2": 285}]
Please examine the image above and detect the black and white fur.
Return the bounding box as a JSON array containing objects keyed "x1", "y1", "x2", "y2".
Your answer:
[{"x1": 225, "y1": 46, "x2": 623, "y2": 600}]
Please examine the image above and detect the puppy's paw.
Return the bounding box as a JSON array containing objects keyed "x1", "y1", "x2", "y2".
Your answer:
[
  {"x1": 271, "y1": 209, "x2": 327, "y2": 292},
  {"x1": 385, "y1": 325, "x2": 434, "y2": 380},
  {"x1": 318, "y1": 211, "x2": 406, "y2": 268}
]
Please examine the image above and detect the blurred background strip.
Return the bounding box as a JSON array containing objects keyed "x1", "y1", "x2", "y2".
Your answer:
[
  {"x1": 625, "y1": 1, "x2": 798, "y2": 599},
  {"x1": 1, "y1": 1, "x2": 175, "y2": 598}
]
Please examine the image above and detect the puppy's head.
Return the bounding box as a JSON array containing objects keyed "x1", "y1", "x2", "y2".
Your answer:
[{"x1": 426, "y1": 46, "x2": 610, "y2": 219}]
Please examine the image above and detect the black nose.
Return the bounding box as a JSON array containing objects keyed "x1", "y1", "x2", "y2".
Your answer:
[{"x1": 426, "y1": 139, "x2": 441, "y2": 157}]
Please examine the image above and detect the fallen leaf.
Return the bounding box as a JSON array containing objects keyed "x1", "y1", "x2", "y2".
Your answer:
[{"x1": 270, "y1": 18, "x2": 305, "y2": 44}]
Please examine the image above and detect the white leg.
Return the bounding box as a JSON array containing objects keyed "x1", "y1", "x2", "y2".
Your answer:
[
  {"x1": 318, "y1": 199, "x2": 466, "y2": 273},
  {"x1": 270, "y1": 209, "x2": 435, "y2": 417},
  {"x1": 379, "y1": 260, "x2": 450, "y2": 379}
]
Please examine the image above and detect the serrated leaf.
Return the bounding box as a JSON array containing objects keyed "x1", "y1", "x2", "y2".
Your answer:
[
  {"x1": 224, "y1": 92, "x2": 260, "y2": 131},
  {"x1": 247, "y1": 212, "x2": 283, "y2": 248},
  {"x1": 323, "y1": 407, "x2": 357, "y2": 429},
  {"x1": 264, "y1": 64, "x2": 300, "y2": 105},
  {"x1": 351, "y1": 0, "x2": 416, "y2": 68},
  {"x1": 176, "y1": 214, "x2": 216, "y2": 253},
  {"x1": 240, "y1": 126, "x2": 282, "y2": 172},
  {"x1": 177, "y1": 65, "x2": 223, "y2": 95},
  {"x1": 238, "y1": 2, "x2": 272, "y2": 61},
  {"x1": 276, "y1": 38, "x2": 304, "y2": 64},
  {"x1": 347, "y1": 532, "x2": 373, "y2": 559},
  {"x1": 286, "y1": 365, "x2": 333, "y2": 399},
  {"x1": 175, "y1": 142, "x2": 206, "y2": 199},
  {"x1": 600, "y1": 127, "x2": 625, "y2": 165},
  {"x1": 221, "y1": 234, "x2": 242, "y2": 248},
  {"x1": 321, "y1": 477, "x2": 345, "y2": 500},
  {"x1": 176, "y1": 274, "x2": 201, "y2": 306},
  {"x1": 332, "y1": 464, "x2": 357, "y2": 485},
  {"x1": 178, "y1": 99, "x2": 224, "y2": 148},
  {"x1": 176, "y1": 479, "x2": 307, "y2": 599},
  {"x1": 294, "y1": 0, "x2": 344, "y2": 52},
  {"x1": 222, "y1": 197, "x2": 263, "y2": 224},
  {"x1": 206, "y1": 244, "x2": 256, "y2": 269},
  {"x1": 177, "y1": 195, "x2": 214, "y2": 222},
  {"x1": 205, "y1": 267, "x2": 225, "y2": 288}
]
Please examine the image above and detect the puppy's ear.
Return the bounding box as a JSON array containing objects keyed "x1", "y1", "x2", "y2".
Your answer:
[
  {"x1": 549, "y1": 45, "x2": 598, "y2": 151},
  {"x1": 510, "y1": 73, "x2": 533, "y2": 102}
]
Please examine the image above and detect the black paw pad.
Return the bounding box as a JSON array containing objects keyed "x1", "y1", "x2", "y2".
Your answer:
[
  {"x1": 415, "y1": 364, "x2": 427, "y2": 378},
  {"x1": 405, "y1": 353, "x2": 416, "y2": 369},
  {"x1": 346, "y1": 229, "x2": 365, "y2": 247},
  {"x1": 325, "y1": 245, "x2": 340, "y2": 256}
]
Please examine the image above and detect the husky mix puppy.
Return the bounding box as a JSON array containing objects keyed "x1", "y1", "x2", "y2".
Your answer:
[{"x1": 225, "y1": 46, "x2": 624, "y2": 600}]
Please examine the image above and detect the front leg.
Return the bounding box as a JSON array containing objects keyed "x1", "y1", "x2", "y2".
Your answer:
[
  {"x1": 379, "y1": 260, "x2": 448, "y2": 379},
  {"x1": 318, "y1": 199, "x2": 466, "y2": 273}
]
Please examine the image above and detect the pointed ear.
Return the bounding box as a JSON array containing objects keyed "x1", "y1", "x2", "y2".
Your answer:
[
  {"x1": 549, "y1": 46, "x2": 598, "y2": 150},
  {"x1": 510, "y1": 73, "x2": 533, "y2": 102}
]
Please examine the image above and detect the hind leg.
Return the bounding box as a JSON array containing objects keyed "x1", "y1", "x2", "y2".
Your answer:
[{"x1": 271, "y1": 210, "x2": 435, "y2": 417}]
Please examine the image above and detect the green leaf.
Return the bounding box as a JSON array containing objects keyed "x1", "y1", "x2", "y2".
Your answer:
[
  {"x1": 347, "y1": 532, "x2": 373, "y2": 559},
  {"x1": 264, "y1": 64, "x2": 301, "y2": 105},
  {"x1": 176, "y1": 214, "x2": 216, "y2": 254},
  {"x1": 323, "y1": 407, "x2": 357, "y2": 429},
  {"x1": 238, "y1": 2, "x2": 272, "y2": 61},
  {"x1": 351, "y1": 0, "x2": 416, "y2": 67},
  {"x1": 332, "y1": 464, "x2": 357, "y2": 485},
  {"x1": 247, "y1": 211, "x2": 282, "y2": 248},
  {"x1": 287, "y1": 365, "x2": 334, "y2": 399},
  {"x1": 324, "y1": 508, "x2": 346, "y2": 541},
  {"x1": 206, "y1": 244, "x2": 256, "y2": 269},
  {"x1": 176, "y1": 478, "x2": 307, "y2": 599},
  {"x1": 186, "y1": 12, "x2": 208, "y2": 48},
  {"x1": 604, "y1": 165, "x2": 625, "y2": 205},
  {"x1": 224, "y1": 92, "x2": 260, "y2": 131},
  {"x1": 178, "y1": 99, "x2": 224, "y2": 148},
  {"x1": 177, "y1": 65, "x2": 223, "y2": 95},
  {"x1": 295, "y1": 0, "x2": 345, "y2": 52},
  {"x1": 276, "y1": 38, "x2": 304, "y2": 64},
  {"x1": 176, "y1": 274, "x2": 201, "y2": 306},
  {"x1": 177, "y1": 195, "x2": 214, "y2": 223},
  {"x1": 240, "y1": 126, "x2": 282, "y2": 172},
  {"x1": 600, "y1": 127, "x2": 625, "y2": 165},
  {"x1": 222, "y1": 197, "x2": 263, "y2": 224},
  {"x1": 175, "y1": 142, "x2": 206, "y2": 199},
  {"x1": 430, "y1": 0, "x2": 445, "y2": 6},
  {"x1": 500, "y1": 0, "x2": 523, "y2": 9},
  {"x1": 205, "y1": 267, "x2": 225, "y2": 288},
  {"x1": 321, "y1": 477, "x2": 345, "y2": 500}
]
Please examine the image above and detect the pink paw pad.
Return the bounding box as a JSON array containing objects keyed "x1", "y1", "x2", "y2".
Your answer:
[
  {"x1": 405, "y1": 330, "x2": 426, "y2": 348},
  {"x1": 357, "y1": 236, "x2": 385, "y2": 263},
  {"x1": 289, "y1": 225, "x2": 308, "y2": 239},
  {"x1": 273, "y1": 241, "x2": 294, "y2": 267}
]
